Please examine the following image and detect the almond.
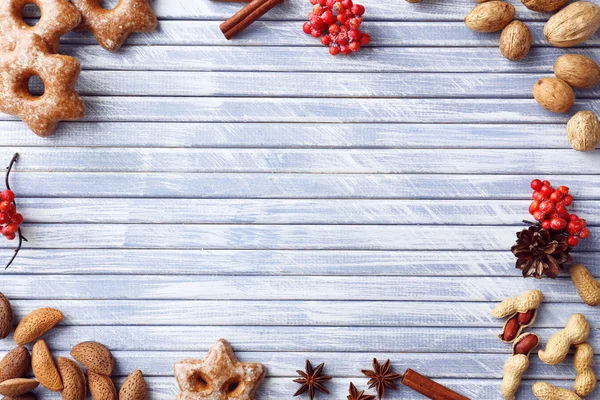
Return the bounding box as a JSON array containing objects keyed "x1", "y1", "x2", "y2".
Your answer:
[
  {"x1": 465, "y1": 1, "x2": 515, "y2": 32},
  {"x1": 31, "y1": 340, "x2": 62, "y2": 391},
  {"x1": 499, "y1": 20, "x2": 532, "y2": 61},
  {"x1": 88, "y1": 372, "x2": 117, "y2": 400},
  {"x1": 0, "y1": 294, "x2": 12, "y2": 340},
  {"x1": 554, "y1": 54, "x2": 600, "y2": 89},
  {"x1": 119, "y1": 370, "x2": 147, "y2": 400},
  {"x1": 57, "y1": 358, "x2": 85, "y2": 400},
  {"x1": 0, "y1": 347, "x2": 31, "y2": 382},
  {"x1": 2, "y1": 393, "x2": 37, "y2": 400},
  {"x1": 14, "y1": 308, "x2": 63, "y2": 346},
  {"x1": 533, "y1": 77, "x2": 575, "y2": 113},
  {"x1": 567, "y1": 111, "x2": 600, "y2": 152},
  {"x1": 545, "y1": 1, "x2": 600, "y2": 47},
  {"x1": 522, "y1": 0, "x2": 568, "y2": 12},
  {"x1": 70, "y1": 342, "x2": 114, "y2": 376},
  {"x1": 0, "y1": 379, "x2": 38, "y2": 397}
]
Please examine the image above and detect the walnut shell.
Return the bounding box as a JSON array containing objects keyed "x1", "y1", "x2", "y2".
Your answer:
[
  {"x1": 554, "y1": 54, "x2": 600, "y2": 89},
  {"x1": 544, "y1": 1, "x2": 600, "y2": 47},
  {"x1": 567, "y1": 111, "x2": 600, "y2": 152},
  {"x1": 500, "y1": 21, "x2": 532, "y2": 61},
  {"x1": 464, "y1": 1, "x2": 515, "y2": 32},
  {"x1": 533, "y1": 77, "x2": 575, "y2": 113},
  {"x1": 521, "y1": 0, "x2": 569, "y2": 12}
]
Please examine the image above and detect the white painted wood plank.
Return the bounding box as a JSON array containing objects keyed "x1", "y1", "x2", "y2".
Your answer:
[
  {"x1": 10, "y1": 173, "x2": 600, "y2": 198},
  {"x1": 2, "y1": 148, "x2": 599, "y2": 173},
  {"x1": 7, "y1": 300, "x2": 599, "y2": 328},
  {"x1": 1, "y1": 326, "x2": 598, "y2": 352},
  {"x1": 7, "y1": 249, "x2": 600, "y2": 276},
  {"x1": 60, "y1": 45, "x2": 600, "y2": 72},
  {"x1": 21, "y1": 0, "x2": 569, "y2": 21},
  {"x1": 0, "y1": 122, "x2": 573, "y2": 148},
  {"x1": 6, "y1": 224, "x2": 600, "y2": 250},
  {"x1": 0, "y1": 275, "x2": 586, "y2": 301},
  {"x1": 2, "y1": 97, "x2": 599, "y2": 124},
  {"x1": 56, "y1": 21, "x2": 600, "y2": 47},
  {"x1": 2, "y1": 350, "x2": 594, "y2": 380},
  {"x1": 23, "y1": 71, "x2": 600, "y2": 98}
]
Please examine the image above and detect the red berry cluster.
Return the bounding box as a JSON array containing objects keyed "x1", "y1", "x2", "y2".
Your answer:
[
  {"x1": 303, "y1": 0, "x2": 370, "y2": 56},
  {"x1": 529, "y1": 179, "x2": 589, "y2": 247},
  {"x1": 0, "y1": 190, "x2": 22, "y2": 241}
]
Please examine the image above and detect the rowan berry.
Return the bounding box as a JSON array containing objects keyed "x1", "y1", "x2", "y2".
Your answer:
[{"x1": 530, "y1": 179, "x2": 543, "y2": 191}]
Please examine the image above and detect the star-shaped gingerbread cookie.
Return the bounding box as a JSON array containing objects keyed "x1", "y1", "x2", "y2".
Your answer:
[
  {"x1": 0, "y1": 33, "x2": 85, "y2": 136},
  {"x1": 175, "y1": 339, "x2": 266, "y2": 400},
  {"x1": 0, "y1": 0, "x2": 82, "y2": 52},
  {"x1": 71, "y1": 0, "x2": 158, "y2": 52}
]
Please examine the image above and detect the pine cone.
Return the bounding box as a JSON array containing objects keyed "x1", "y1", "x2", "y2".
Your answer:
[{"x1": 511, "y1": 225, "x2": 572, "y2": 279}]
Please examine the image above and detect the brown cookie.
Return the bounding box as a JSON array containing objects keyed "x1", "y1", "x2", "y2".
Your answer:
[
  {"x1": 175, "y1": 339, "x2": 266, "y2": 400},
  {"x1": 71, "y1": 0, "x2": 157, "y2": 52},
  {"x1": 0, "y1": 33, "x2": 85, "y2": 136},
  {"x1": 0, "y1": 0, "x2": 81, "y2": 52}
]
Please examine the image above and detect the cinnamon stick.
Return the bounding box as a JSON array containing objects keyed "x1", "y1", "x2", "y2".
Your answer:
[
  {"x1": 402, "y1": 369, "x2": 470, "y2": 400},
  {"x1": 220, "y1": 0, "x2": 284, "y2": 40}
]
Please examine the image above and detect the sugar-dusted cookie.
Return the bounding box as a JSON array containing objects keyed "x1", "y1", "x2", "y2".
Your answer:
[
  {"x1": 71, "y1": 0, "x2": 157, "y2": 52},
  {"x1": 0, "y1": 0, "x2": 81, "y2": 52},
  {"x1": 175, "y1": 339, "x2": 266, "y2": 400},
  {"x1": 0, "y1": 33, "x2": 86, "y2": 137}
]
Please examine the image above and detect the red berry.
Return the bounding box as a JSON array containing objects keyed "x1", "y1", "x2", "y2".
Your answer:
[
  {"x1": 348, "y1": 17, "x2": 362, "y2": 29},
  {"x1": 11, "y1": 213, "x2": 23, "y2": 225},
  {"x1": 540, "y1": 185, "x2": 552, "y2": 197},
  {"x1": 303, "y1": 22, "x2": 312, "y2": 34},
  {"x1": 320, "y1": 35, "x2": 331, "y2": 45},
  {"x1": 557, "y1": 185, "x2": 569, "y2": 194},
  {"x1": 550, "y1": 218, "x2": 563, "y2": 230},
  {"x1": 543, "y1": 180, "x2": 551, "y2": 186},
  {"x1": 567, "y1": 223, "x2": 580, "y2": 235},
  {"x1": 359, "y1": 33, "x2": 370, "y2": 45},
  {"x1": 310, "y1": 28, "x2": 321, "y2": 37},
  {"x1": 549, "y1": 191, "x2": 563, "y2": 203},
  {"x1": 0, "y1": 201, "x2": 9, "y2": 212},
  {"x1": 0, "y1": 214, "x2": 7, "y2": 224},
  {"x1": 579, "y1": 228, "x2": 590, "y2": 239},
  {"x1": 348, "y1": 28, "x2": 361, "y2": 41},
  {"x1": 529, "y1": 200, "x2": 540, "y2": 214},
  {"x1": 569, "y1": 214, "x2": 580, "y2": 222},
  {"x1": 337, "y1": 32, "x2": 348, "y2": 44},
  {"x1": 541, "y1": 220, "x2": 552, "y2": 230},
  {"x1": 329, "y1": 45, "x2": 340, "y2": 55},
  {"x1": 318, "y1": 0, "x2": 328, "y2": 5},
  {"x1": 310, "y1": 0, "x2": 318, "y2": 5},
  {"x1": 539, "y1": 200, "x2": 554, "y2": 214},
  {"x1": 530, "y1": 179, "x2": 543, "y2": 191},
  {"x1": 351, "y1": 3, "x2": 365, "y2": 15},
  {"x1": 342, "y1": 0, "x2": 353, "y2": 8},
  {"x1": 311, "y1": 16, "x2": 325, "y2": 31},
  {"x1": 533, "y1": 210, "x2": 545, "y2": 221},
  {"x1": 4, "y1": 233, "x2": 15, "y2": 241},
  {"x1": 332, "y1": 2, "x2": 344, "y2": 14},
  {"x1": 340, "y1": 44, "x2": 351, "y2": 55},
  {"x1": 563, "y1": 194, "x2": 573, "y2": 206},
  {"x1": 337, "y1": 13, "x2": 347, "y2": 23},
  {"x1": 5, "y1": 223, "x2": 18, "y2": 234},
  {"x1": 313, "y1": 5, "x2": 324, "y2": 15},
  {"x1": 329, "y1": 24, "x2": 340, "y2": 34},
  {"x1": 568, "y1": 236, "x2": 579, "y2": 247},
  {"x1": 349, "y1": 41, "x2": 360, "y2": 52},
  {"x1": 322, "y1": 10, "x2": 336, "y2": 25},
  {"x1": 0, "y1": 190, "x2": 14, "y2": 203}
]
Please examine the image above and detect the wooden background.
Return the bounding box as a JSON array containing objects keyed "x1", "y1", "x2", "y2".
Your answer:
[{"x1": 1, "y1": 0, "x2": 600, "y2": 398}]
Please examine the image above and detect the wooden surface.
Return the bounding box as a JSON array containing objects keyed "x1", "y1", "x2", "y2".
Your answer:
[{"x1": 2, "y1": 0, "x2": 600, "y2": 399}]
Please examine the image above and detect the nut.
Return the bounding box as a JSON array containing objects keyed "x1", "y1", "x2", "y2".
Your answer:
[
  {"x1": 500, "y1": 21, "x2": 532, "y2": 61},
  {"x1": 517, "y1": 309, "x2": 535, "y2": 325},
  {"x1": 570, "y1": 264, "x2": 600, "y2": 306},
  {"x1": 573, "y1": 342, "x2": 596, "y2": 397},
  {"x1": 71, "y1": 341, "x2": 114, "y2": 376},
  {"x1": 566, "y1": 111, "x2": 600, "y2": 152},
  {"x1": 501, "y1": 316, "x2": 519, "y2": 342},
  {"x1": 88, "y1": 372, "x2": 117, "y2": 400},
  {"x1": 538, "y1": 313, "x2": 590, "y2": 365},
  {"x1": 544, "y1": 1, "x2": 600, "y2": 47},
  {"x1": 533, "y1": 77, "x2": 575, "y2": 113},
  {"x1": 514, "y1": 332, "x2": 539, "y2": 356},
  {"x1": 119, "y1": 370, "x2": 147, "y2": 400},
  {"x1": 554, "y1": 54, "x2": 600, "y2": 89},
  {"x1": 501, "y1": 354, "x2": 529, "y2": 400},
  {"x1": 532, "y1": 382, "x2": 582, "y2": 400},
  {"x1": 57, "y1": 357, "x2": 86, "y2": 400},
  {"x1": 491, "y1": 289, "x2": 544, "y2": 318},
  {"x1": 0, "y1": 379, "x2": 38, "y2": 397},
  {"x1": 0, "y1": 293, "x2": 12, "y2": 340},
  {"x1": 0, "y1": 347, "x2": 30, "y2": 382},
  {"x1": 521, "y1": 0, "x2": 568, "y2": 12},
  {"x1": 31, "y1": 340, "x2": 63, "y2": 392},
  {"x1": 13, "y1": 308, "x2": 63, "y2": 346},
  {"x1": 464, "y1": 1, "x2": 515, "y2": 32}
]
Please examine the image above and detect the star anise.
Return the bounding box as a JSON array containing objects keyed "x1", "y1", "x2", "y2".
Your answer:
[
  {"x1": 361, "y1": 359, "x2": 401, "y2": 399},
  {"x1": 293, "y1": 360, "x2": 332, "y2": 399},
  {"x1": 347, "y1": 382, "x2": 375, "y2": 400}
]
